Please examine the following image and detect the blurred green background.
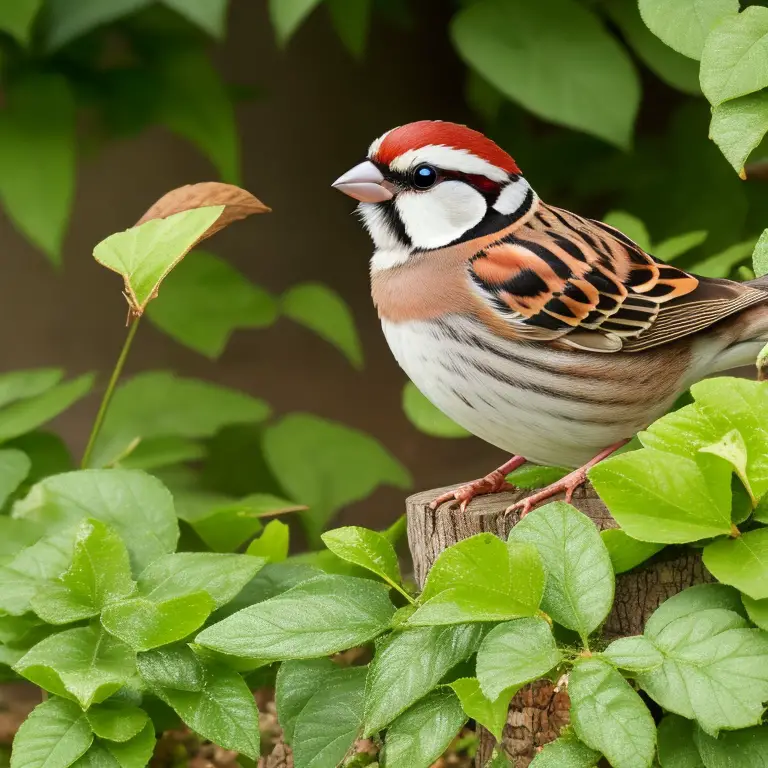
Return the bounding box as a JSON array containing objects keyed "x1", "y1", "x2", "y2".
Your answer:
[{"x1": 0, "y1": 0, "x2": 766, "y2": 531}]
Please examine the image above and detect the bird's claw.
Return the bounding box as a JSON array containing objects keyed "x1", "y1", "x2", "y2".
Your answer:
[
  {"x1": 504, "y1": 470, "x2": 588, "y2": 518},
  {"x1": 429, "y1": 469, "x2": 513, "y2": 511}
]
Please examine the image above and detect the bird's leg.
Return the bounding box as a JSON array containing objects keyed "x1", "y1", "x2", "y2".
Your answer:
[
  {"x1": 505, "y1": 440, "x2": 629, "y2": 518},
  {"x1": 429, "y1": 455, "x2": 527, "y2": 513}
]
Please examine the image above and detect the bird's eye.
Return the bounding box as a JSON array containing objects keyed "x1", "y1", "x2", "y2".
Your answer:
[{"x1": 412, "y1": 164, "x2": 438, "y2": 190}]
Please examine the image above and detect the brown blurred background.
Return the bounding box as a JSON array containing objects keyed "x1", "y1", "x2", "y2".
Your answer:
[{"x1": 0, "y1": 0, "x2": 501, "y2": 530}]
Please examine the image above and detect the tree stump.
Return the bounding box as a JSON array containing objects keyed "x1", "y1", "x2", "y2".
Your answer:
[{"x1": 406, "y1": 481, "x2": 713, "y2": 768}]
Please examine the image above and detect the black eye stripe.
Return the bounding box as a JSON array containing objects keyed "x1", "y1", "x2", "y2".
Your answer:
[{"x1": 378, "y1": 165, "x2": 505, "y2": 196}]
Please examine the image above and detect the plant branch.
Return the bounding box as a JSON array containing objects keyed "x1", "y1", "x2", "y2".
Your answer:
[{"x1": 81, "y1": 316, "x2": 141, "y2": 469}]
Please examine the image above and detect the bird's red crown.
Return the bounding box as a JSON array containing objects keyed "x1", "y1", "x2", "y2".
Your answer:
[{"x1": 372, "y1": 120, "x2": 520, "y2": 176}]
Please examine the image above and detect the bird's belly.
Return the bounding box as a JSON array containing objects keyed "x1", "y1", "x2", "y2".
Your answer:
[{"x1": 382, "y1": 316, "x2": 685, "y2": 468}]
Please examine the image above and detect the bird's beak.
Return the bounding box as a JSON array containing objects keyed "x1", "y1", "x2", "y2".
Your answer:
[{"x1": 332, "y1": 160, "x2": 394, "y2": 203}]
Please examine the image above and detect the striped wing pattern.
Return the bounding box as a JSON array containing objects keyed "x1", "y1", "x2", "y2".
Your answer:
[{"x1": 469, "y1": 204, "x2": 766, "y2": 352}]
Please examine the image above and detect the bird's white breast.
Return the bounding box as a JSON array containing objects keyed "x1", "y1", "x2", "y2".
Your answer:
[{"x1": 382, "y1": 315, "x2": 680, "y2": 467}]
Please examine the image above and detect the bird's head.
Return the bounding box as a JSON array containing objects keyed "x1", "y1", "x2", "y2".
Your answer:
[{"x1": 332, "y1": 120, "x2": 534, "y2": 255}]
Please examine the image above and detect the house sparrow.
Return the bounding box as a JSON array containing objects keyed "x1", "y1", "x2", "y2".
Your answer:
[{"x1": 332, "y1": 120, "x2": 768, "y2": 515}]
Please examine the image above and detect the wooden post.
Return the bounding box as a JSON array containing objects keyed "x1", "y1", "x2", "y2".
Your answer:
[{"x1": 406, "y1": 482, "x2": 712, "y2": 768}]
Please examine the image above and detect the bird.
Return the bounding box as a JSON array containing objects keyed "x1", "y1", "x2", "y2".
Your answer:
[{"x1": 332, "y1": 120, "x2": 768, "y2": 516}]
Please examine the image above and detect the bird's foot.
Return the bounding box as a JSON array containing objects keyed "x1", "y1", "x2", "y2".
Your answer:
[
  {"x1": 429, "y1": 470, "x2": 514, "y2": 513},
  {"x1": 504, "y1": 441, "x2": 629, "y2": 518},
  {"x1": 429, "y1": 456, "x2": 526, "y2": 513},
  {"x1": 504, "y1": 467, "x2": 589, "y2": 518}
]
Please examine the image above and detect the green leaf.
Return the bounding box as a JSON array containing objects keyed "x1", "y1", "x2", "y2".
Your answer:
[
  {"x1": 0, "y1": 375, "x2": 93, "y2": 444},
  {"x1": 451, "y1": 0, "x2": 640, "y2": 148},
  {"x1": 10, "y1": 697, "x2": 92, "y2": 768},
  {"x1": 85, "y1": 703, "x2": 149, "y2": 743},
  {"x1": 282, "y1": 283, "x2": 363, "y2": 369},
  {"x1": 411, "y1": 536, "x2": 543, "y2": 625},
  {"x1": 508, "y1": 502, "x2": 614, "y2": 640},
  {"x1": 15, "y1": 626, "x2": 136, "y2": 709},
  {"x1": 602, "y1": 211, "x2": 651, "y2": 251},
  {"x1": 94, "y1": 207, "x2": 225, "y2": 314},
  {"x1": 606, "y1": 0, "x2": 701, "y2": 95},
  {"x1": 689, "y1": 238, "x2": 757, "y2": 277},
  {"x1": 656, "y1": 715, "x2": 703, "y2": 768},
  {"x1": 186, "y1": 493, "x2": 298, "y2": 554},
  {"x1": 638, "y1": 0, "x2": 739, "y2": 60},
  {"x1": 654, "y1": 231, "x2": 709, "y2": 262},
  {"x1": 211, "y1": 560, "x2": 319, "y2": 620},
  {"x1": 137, "y1": 552, "x2": 264, "y2": 609},
  {"x1": 703, "y1": 528, "x2": 768, "y2": 600},
  {"x1": 644, "y1": 583, "x2": 746, "y2": 633},
  {"x1": 699, "y1": 428, "x2": 754, "y2": 501},
  {"x1": 292, "y1": 666, "x2": 367, "y2": 768},
  {"x1": 588, "y1": 449, "x2": 732, "y2": 543},
  {"x1": 269, "y1": 0, "x2": 324, "y2": 45},
  {"x1": 381, "y1": 692, "x2": 466, "y2": 768},
  {"x1": 275, "y1": 658, "x2": 339, "y2": 745},
  {"x1": 146, "y1": 250, "x2": 277, "y2": 358},
  {"x1": 569, "y1": 658, "x2": 656, "y2": 768},
  {"x1": 363, "y1": 624, "x2": 483, "y2": 735},
  {"x1": 700, "y1": 7, "x2": 768, "y2": 105},
  {"x1": 263, "y1": 414, "x2": 411, "y2": 543},
  {"x1": 327, "y1": 0, "x2": 371, "y2": 58},
  {"x1": 691, "y1": 378, "x2": 768, "y2": 497},
  {"x1": 0, "y1": 73, "x2": 75, "y2": 264},
  {"x1": 0, "y1": 450, "x2": 30, "y2": 507},
  {"x1": 136, "y1": 644, "x2": 204, "y2": 693},
  {"x1": 15, "y1": 469, "x2": 178, "y2": 573},
  {"x1": 600, "y1": 529, "x2": 664, "y2": 574},
  {"x1": 32, "y1": 518, "x2": 136, "y2": 624},
  {"x1": 246, "y1": 520, "x2": 290, "y2": 563},
  {"x1": 116, "y1": 436, "x2": 205, "y2": 471},
  {"x1": 742, "y1": 594, "x2": 768, "y2": 630},
  {"x1": 638, "y1": 600, "x2": 768, "y2": 734},
  {"x1": 161, "y1": 0, "x2": 228, "y2": 37},
  {"x1": 73, "y1": 722, "x2": 155, "y2": 768},
  {"x1": 710, "y1": 91, "x2": 768, "y2": 178},
  {"x1": 101, "y1": 592, "x2": 214, "y2": 651},
  {"x1": 753, "y1": 229, "x2": 768, "y2": 278},
  {"x1": 7, "y1": 431, "x2": 73, "y2": 484},
  {"x1": 448, "y1": 677, "x2": 515, "y2": 742},
  {"x1": 197, "y1": 574, "x2": 394, "y2": 659},
  {"x1": 0, "y1": 0, "x2": 43, "y2": 44},
  {"x1": 143, "y1": 652, "x2": 259, "y2": 759},
  {"x1": 640, "y1": 379, "x2": 768, "y2": 500},
  {"x1": 529, "y1": 732, "x2": 601, "y2": 767},
  {"x1": 321, "y1": 526, "x2": 402, "y2": 590},
  {"x1": 89, "y1": 372, "x2": 269, "y2": 468},
  {"x1": 0, "y1": 370, "x2": 63, "y2": 410},
  {"x1": 506, "y1": 464, "x2": 569, "y2": 490},
  {"x1": 694, "y1": 722, "x2": 768, "y2": 765},
  {"x1": 156, "y1": 49, "x2": 240, "y2": 183},
  {"x1": 402, "y1": 382, "x2": 469, "y2": 438},
  {"x1": 43, "y1": 0, "x2": 150, "y2": 50},
  {"x1": 601, "y1": 636, "x2": 663, "y2": 673},
  {"x1": 476, "y1": 618, "x2": 561, "y2": 700},
  {"x1": 0, "y1": 527, "x2": 77, "y2": 615},
  {"x1": 0, "y1": 517, "x2": 43, "y2": 563}
]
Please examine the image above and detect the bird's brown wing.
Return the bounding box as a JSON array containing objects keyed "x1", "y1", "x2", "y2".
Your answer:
[{"x1": 469, "y1": 203, "x2": 765, "y2": 352}]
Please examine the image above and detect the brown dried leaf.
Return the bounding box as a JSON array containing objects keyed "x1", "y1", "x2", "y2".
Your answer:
[{"x1": 137, "y1": 182, "x2": 270, "y2": 242}]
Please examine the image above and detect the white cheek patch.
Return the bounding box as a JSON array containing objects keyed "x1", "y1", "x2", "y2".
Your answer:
[
  {"x1": 390, "y1": 145, "x2": 510, "y2": 183},
  {"x1": 359, "y1": 203, "x2": 400, "y2": 250},
  {"x1": 494, "y1": 178, "x2": 532, "y2": 215},
  {"x1": 396, "y1": 181, "x2": 486, "y2": 250}
]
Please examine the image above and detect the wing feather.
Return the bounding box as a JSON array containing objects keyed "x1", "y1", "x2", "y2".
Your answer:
[{"x1": 469, "y1": 204, "x2": 763, "y2": 352}]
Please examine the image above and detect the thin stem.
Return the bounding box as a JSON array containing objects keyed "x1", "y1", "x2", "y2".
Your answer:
[
  {"x1": 81, "y1": 316, "x2": 141, "y2": 469},
  {"x1": 388, "y1": 578, "x2": 417, "y2": 606}
]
